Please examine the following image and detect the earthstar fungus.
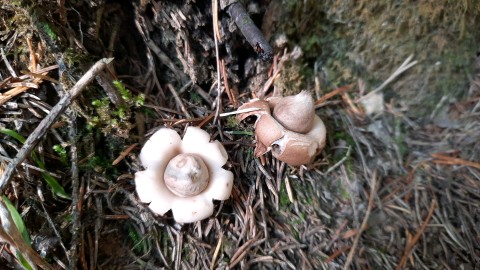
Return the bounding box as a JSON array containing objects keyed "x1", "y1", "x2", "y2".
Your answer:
[
  {"x1": 135, "y1": 127, "x2": 233, "y2": 223},
  {"x1": 237, "y1": 91, "x2": 326, "y2": 166}
]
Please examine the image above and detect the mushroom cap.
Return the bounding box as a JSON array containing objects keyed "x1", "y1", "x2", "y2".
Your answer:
[
  {"x1": 307, "y1": 115, "x2": 327, "y2": 150},
  {"x1": 253, "y1": 114, "x2": 284, "y2": 157},
  {"x1": 135, "y1": 126, "x2": 234, "y2": 223},
  {"x1": 236, "y1": 93, "x2": 327, "y2": 166},
  {"x1": 271, "y1": 115, "x2": 326, "y2": 166},
  {"x1": 164, "y1": 153, "x2": 210, "y2": 197},
  {"x1": 269, "y1": 91, "x2": 315, "y2": 134}
]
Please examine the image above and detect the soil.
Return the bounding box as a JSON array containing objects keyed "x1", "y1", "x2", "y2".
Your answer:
[{"x1": 0, "y1": 0, "x2": 479, "y2": 269}]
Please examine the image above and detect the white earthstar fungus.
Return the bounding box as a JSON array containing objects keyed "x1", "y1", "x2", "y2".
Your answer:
[
  {"x1": 135, "y1": 127, "x2": 234, "y2": 223},
  {"x1": 237, "y1": 91, "x2": 327, "y2": 166}
]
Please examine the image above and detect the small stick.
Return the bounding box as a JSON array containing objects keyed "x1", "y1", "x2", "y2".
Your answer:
[
  {"x1": 6, "y1": 82, "x2": 40, "y2": 89},
  {"x1": 357, "y1": 54, "x2": 417, "y2": 102},
  {"x1": 431, "y1": 153, "x2": 480, "y2": 169},
  {"x1": 212, "y1": 0, "x2": 222, "y2": 41},
  {"x1": 314, "y1": 83, "x2": 355, "y2": 106},
  {"x1": 284, "y1": 176, "x2": 294, "y2": 203},
  {"x1": 227, "y1": 2, "x2": 273, "y2": 61},
  {"x1": 0, "y1": 58, "x2": 113, "y2": 192},
  {"x1": 322, "y1": 146, "x2": 352, "y2": 176},
  {"x1": 0, "y1": 156, "x2": 62, "y2": 178},
  {"x1": 197, "y1": 113, "x2": 215, "y2": 128},
  {"x1": 212, "y1": 0, "x2": 223, "y2": 123},
  {"x1": 0, "y1": 71, "x2": 48, "y2": 105},
  {"x1": 221, "y1": 59, "x2": 237, "y2": 106},
  {"x1": 396, "y1": 200, "x2": 437, "y2": 270},
  {"x1": 112, "y1": 143, "x2": 138, "y2": 166},
  {"x1": 342, "y1": 171, "x2": 377, "y2": 270},
  {"x1": 68, "y1": 116, "x2": 81, "y2": 269},
  {"x1": 144, "y1": 39, "x2": 188, "y2": 83},
  {"x1": 26, "y1": 37, "x2": 37, "y2": 72},
  {"x1": 20, "y1": 69, "x2": 60, "y2": 84},
  {"x1": 1, "y1": 47, "x2": 17, "y2": 77},
  {"x1": 219, "y1": 107, "x2": 261, "y2": 117},
  {"x1": 210, "y1": 233, "x2": 223, "y2": 270},
  {"x1": 166, "y1": 84, "x2": 192, "y2": 119}
]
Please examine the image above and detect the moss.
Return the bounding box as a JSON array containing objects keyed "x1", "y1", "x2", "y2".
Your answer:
[
  {"x1": 269, "y1": 0, "x2": 480, "y2": 116},
  {"x1": 393, "y1": 118, "x2": 408, "y2": 160},
  {"x1": 128, "y1": 226, "x2": 147, "y2": 254},
  {"x1": 278, "y1": 179, "x2": 291, "y2": 208},
  {"x1": 113, "y1": 80, "x2": 146, "y2": 107},
  {"x1": 288, "y1": 215, "x2": 305, "y2": 240},
  {"x1": 337, "y1": 180, "x2": 351, "y2": 201},
  {"x1": 39, "y1": 21, "x2": 57, "y2": 41},
  {"x1": 274, "y1": 59, "x2": 305, "y2": 95},
  {"x1": 64, "y1": 48, "x2": 92, "y2": 67},
  {"x1": 289, "y1": 179, "x2": 315, "y2": 206},
  {"x1": 224, "y1": 115, "x2": 239, "y2": 129},
  {"x1": 88, "y1": 80, "x2": 145, "y2": 136},
  {"x1": 188, "y1": 91, "x2": 202, "y2": 104},
  {"x1": 52, "y1": 144, "x2": 68, "y2": 165}
]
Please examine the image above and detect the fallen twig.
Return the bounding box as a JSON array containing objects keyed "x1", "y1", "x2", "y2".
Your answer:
[
  {"x1": 221, "y1": 59, "x2": 237, "y2": 106},
  {"x1": 68, "y1": 109, "x2": 81, "y2": 270},
  {"x1": 0, "y1": 70, "x2": 50, "y2": 105},
  {"x1": 315, "y1": 83, "x2": 355, "y2": 106},
  {"x1": 357, "y1": 54, "x2": 417, "y2": 102},
  {"x1": 226, "y1": 1, "x2": 273, "y2": 61},
  {"x1": 431, "y1": 153, "x2": 480, "y2": 169},
  {"x1": 1, "y1": 47, "x2": 17, "y2": 77},
  {"x1": 213, "y1": 0, "x2": 223, "y2": 123},
  {"x1": 219, "y1": 107, "x2": 262, "y2": 117},
  {"x1": 0, "y1": 155, "x2": 62, "y2": 178},
  {"x1": 342, "y1": 171, "x2": 377, "y2": 270},
  {"x1": 396, "y1": 200, "x2": 437, "y2": 270},
  {"x1": 0, "y1": 58, "x2": 113, "y2": 192},
  {"x1": 210, "y1": 232, "x2": 223, "y2": 270},
  {"x1": 112, "y1": 143, "x2": 139, "y2": 166},
  {"x1": 322, "y1": 146, "x2": 352, "y2": 176},
  {"x1": 229, "y1": 237, "x2": 257, "y2": 268},
  {"x1": 166, "y1": 84, "x2": 192, "y2": 118},
  {"x1": 258, "y1": 62, "x2": 282, "y2": 99}
]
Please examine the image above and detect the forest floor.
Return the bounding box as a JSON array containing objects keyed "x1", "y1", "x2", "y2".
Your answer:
[{"x1": 0, "y1": 0, "x2": 479, "y2": 269}]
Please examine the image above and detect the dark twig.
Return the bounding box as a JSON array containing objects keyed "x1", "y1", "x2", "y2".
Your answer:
[
  {"x1": 0, "y1": 156, "x2": 62, "y2": 178},
  {"x1": 0, "y1": 58, "x2": 113, "y2": 192},
  {"x1": 95, "y1": 70, "x2": 126, "y2": 107},
  {"x1": 68, "y1": 110, "x2": 80, "y2": 270},
  {"x1": 227, "y1": 2, "x2": 273, "y2": 61}
]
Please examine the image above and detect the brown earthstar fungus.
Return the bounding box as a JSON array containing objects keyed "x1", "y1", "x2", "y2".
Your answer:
[
  {"x1": 237, "y1": 91, "x2": 326, "y2": 166},
  {"x1": 135, "y1": 127, "x2": 233, "y2": 223}
]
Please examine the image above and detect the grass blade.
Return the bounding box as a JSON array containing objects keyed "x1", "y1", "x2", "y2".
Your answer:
[
  {"x1": 2, "y1": 195, "x2": 31, "y2": 246},
  {"x1": 0, "y1": 129, "x2": 71, "y2": 199}
]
